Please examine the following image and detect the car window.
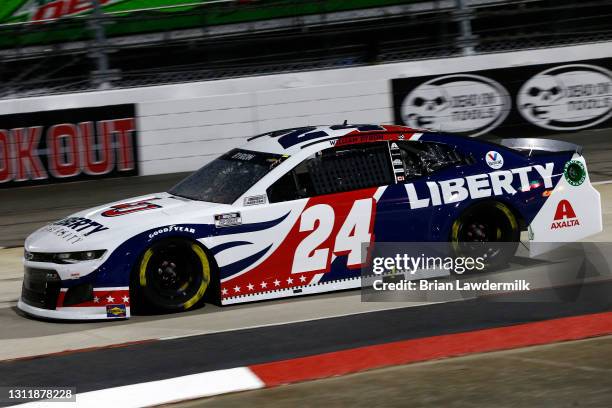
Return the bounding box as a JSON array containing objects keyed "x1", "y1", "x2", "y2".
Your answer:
[
  {"x1": 169, "y1": 149, "x2": 286, "y2": 204},
  {"x1": 395, "y1": 141, "x2": 470, "y2": 181},
  {"x1": 268, "y1": 143, "x2": 394, "y2": 203}
]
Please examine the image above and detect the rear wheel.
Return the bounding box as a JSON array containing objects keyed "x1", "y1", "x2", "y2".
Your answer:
[
  {"x1": 450, "y1": 201, "x2": 520, "y2": 270},
  {"x1": 134, "y1": 238, "x2": 211, "y2": 312}
]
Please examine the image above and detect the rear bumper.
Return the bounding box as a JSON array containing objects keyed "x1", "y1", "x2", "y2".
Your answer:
[{"x1": 18, "y1": 298, "x2": 130, "y2": 320}]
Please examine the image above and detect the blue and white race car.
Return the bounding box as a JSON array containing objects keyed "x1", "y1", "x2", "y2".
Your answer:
[{"x1": 18, "y1": 124, "x2": 602, "y2": 320}]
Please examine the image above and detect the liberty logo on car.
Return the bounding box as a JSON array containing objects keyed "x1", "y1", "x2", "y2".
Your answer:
[
  {"x1": 551, "y1": 199, "x2": 580, "y2": 230},
  {"x1": 106, "y1": 304, "x2": 127, "y2": 318},
  {"x1": 53, "y1": 217, "x2": 109, "y2": 236},
  {"x1": 404, "y1": 163, "x2": 554, "y2": 209},
  {"x1": 485, "y1": 151, "x2": 504, "y2": 169}
]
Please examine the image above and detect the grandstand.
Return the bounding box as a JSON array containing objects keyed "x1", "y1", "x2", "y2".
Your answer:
[{"x1": 1, "y1": 0, "x2": 612, "y2": 97}]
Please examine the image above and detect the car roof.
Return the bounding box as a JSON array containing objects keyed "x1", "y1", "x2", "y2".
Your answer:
[{"x1": 242, "y1": 124, "x2": 427, "y2": 155}]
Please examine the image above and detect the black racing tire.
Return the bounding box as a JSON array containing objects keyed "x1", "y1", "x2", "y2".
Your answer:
[
  {"x1": 449, "y1": 201, "x2": 520, "y2": 271},
  {"x1": 132, "y1": 238, "x2": 211, "y2": 313}
]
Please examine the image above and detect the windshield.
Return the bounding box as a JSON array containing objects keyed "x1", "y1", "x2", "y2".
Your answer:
[{"x1": 169, "y1": 149, "x2": 286, "y2": 204}]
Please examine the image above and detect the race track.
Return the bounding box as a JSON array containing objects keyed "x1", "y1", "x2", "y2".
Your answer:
[{"x1": 0, "y1": 179, "x2": 611, "y2": 361}]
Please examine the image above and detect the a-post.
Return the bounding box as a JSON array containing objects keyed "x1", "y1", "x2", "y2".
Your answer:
[{"x1": 454, "y1": 0, "x2": 478, "y2": 56}]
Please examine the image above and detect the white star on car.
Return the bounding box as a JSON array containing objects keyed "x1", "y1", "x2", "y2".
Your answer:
[
  {"x1": 286, "y1": 277, "x2": 293, "y2": 284},
  {"x1": 299, "y1": 275, "x2": 307, "y2": 282},
  {"x1": 122, "y1": 296, "x2": 130, "y2": 303},
  {"x1": 273, "y1": 279, "x2": 281, "y2": 286},
  {"x1": 234, "y1": 285, "x2": 241, "y2": 293},
  {"x1": 247, "y1": 283, "x2": 254, "y2": 291},
  {"x1": 106, "y1": 295, "x2": 115, "y2": 303},
  {"x1": 221, "y1": 288, "x2": 228, "y2": 295},
  {"x1": 93, "y1": 296, "x2": 99, "y2": 303},
  {"x1": 260, "y1": 281, "x2": 267, "y2": 288}
]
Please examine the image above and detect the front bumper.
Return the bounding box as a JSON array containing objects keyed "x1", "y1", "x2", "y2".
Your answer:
[
  {"x1": 18, "y1": 265, "x2": 131, "y2": 320},
  {"x1": 17, "y1": 298, "x2": 130, "y2": 320}
]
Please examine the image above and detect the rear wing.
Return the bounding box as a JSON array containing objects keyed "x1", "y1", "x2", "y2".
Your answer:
[{"x1": 500, "y1": 138, "x2": 582, "y2": 156}]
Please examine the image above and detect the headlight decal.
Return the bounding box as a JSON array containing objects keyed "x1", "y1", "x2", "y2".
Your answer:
[{"x1": 25, "y1": 250, "x2": 106, "y2": 264}]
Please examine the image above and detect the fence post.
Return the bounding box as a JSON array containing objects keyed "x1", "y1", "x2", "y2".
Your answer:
[
  {"x1": 89, "y1": 0, "x2": 119, "y2": 89},
  {"x1": 454, "y1": 0, "x2": 478, "y2": 56}
]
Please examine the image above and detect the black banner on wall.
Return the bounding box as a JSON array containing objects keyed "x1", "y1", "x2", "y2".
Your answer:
[
  {"x1": 392, "y1": 58, "x2": 612, "y2": 137},
  {"x1": 0, "y1": 104, "x2": 138, "y2": 188}
]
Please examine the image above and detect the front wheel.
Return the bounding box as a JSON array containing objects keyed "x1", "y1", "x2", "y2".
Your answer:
[
  {"x1": 133, "y1": 238, "x2": 211, "y2": 313},
  {"x1": 450, "y1": 201, "x2": 520, "y2": 270}
]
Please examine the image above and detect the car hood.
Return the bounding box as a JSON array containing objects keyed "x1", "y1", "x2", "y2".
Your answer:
[{"x1": 25, "y1": 192, "x2": 229, "y2": 253}]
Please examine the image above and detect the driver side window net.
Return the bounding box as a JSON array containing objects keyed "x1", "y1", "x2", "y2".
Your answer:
[{"x1": 268, "y1": 143, "x2": 393, "y2": 203}]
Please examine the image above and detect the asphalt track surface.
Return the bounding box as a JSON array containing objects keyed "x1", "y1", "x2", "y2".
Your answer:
[
  {"x1": 0, "y1": 185, "x2": 609, "y2": 405},
  {"x1": 184, "y1": 335, "x2": 612, "y2": 408},
  {"x1": 0, "y1": 128, "x2": 612, "y2": 406},
  {"x1": 0, "y1": 282, "x2": 611, "y2": 404}
]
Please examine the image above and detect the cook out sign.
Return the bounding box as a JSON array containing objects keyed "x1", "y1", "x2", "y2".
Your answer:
[{"x1": 0, "y1": 104, "x2": 138, "y2": 187}]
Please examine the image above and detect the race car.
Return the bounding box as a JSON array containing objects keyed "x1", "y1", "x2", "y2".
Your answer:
[{"x1": 18, "y1": 124, "x2": 602, "y2": 320}]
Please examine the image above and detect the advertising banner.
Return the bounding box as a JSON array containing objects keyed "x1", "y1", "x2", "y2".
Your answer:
[
  {"x1": 0, "y1": 0, "x2": 418, "y2": 24},
  {"x1": 392, "y1": 58, "x2": 612, "y2": 137},
  {"x1": 1, "y1": 0, "x2": 167, "y2": 23},
  {"x1": 0, "y1": 0, "x2": 420, "y2": 48},
  {"x1": 0, "y1": 104, "x2": 138, "y2": 188}
]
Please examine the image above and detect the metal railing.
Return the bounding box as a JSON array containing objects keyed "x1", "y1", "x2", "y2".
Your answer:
[{"x1": 1, "y1": 0, "x2": 612, "y2": 99}]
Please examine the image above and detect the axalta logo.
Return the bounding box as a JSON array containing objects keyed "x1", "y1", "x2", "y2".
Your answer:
[
  {"x1": 551, "y1": 199, "x2": 580, "y2": 229},
  {"x1": 485, "y1": 151, "x2": 504, "y2": 169}
]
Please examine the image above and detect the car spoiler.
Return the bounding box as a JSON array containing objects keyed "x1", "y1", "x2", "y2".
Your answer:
[{"x1": 500, "y1": 138, "x2": 582, "y2": 155}]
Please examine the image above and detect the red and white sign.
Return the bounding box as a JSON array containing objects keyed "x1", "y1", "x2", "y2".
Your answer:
[{"x1": 0, "y1": 104, "x2": 138, "y2": 187}]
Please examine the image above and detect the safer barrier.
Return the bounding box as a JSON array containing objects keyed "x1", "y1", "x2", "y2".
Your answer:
[{"x1": 0, "y1": 40, "x2": 610, "y2": 187}]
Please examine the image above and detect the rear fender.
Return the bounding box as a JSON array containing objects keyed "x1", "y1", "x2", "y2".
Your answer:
[{"x1": 528, "y1": 154, "x2": 602, "y2": 256}]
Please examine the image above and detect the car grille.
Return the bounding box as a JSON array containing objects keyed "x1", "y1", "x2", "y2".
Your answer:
[{"x1": 21, "y1": 268, "x2": 61, "y2": 310}]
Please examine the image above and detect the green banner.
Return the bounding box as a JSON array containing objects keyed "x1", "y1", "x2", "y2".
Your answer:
[
  {"x1": 0, "y1": 0, "x2": 417, "y2": 48},
  {"x1": 1, "y1": 0, "x2": 209, "y2": 23}
]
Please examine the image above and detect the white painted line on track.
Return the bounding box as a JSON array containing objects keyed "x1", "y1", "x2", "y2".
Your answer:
[
  {"x1": 14, "y1": 367, "x2": 264, "y2": 408},
  {"x1": 158, "y1": 299, "x2": 427, "y2": 341}
]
